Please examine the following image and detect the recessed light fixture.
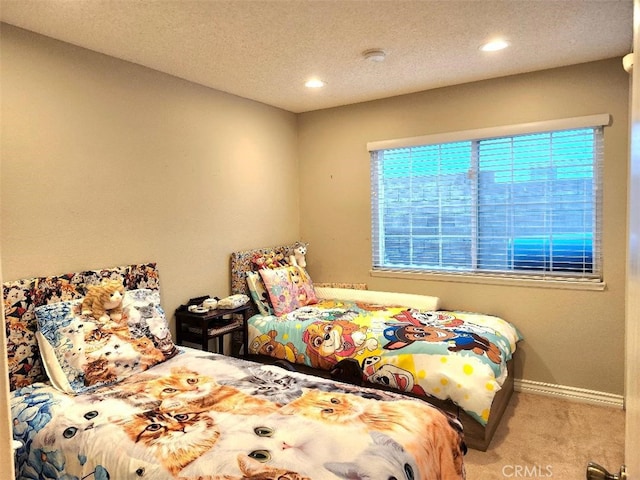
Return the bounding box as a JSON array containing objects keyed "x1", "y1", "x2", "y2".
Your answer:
[
  {"x1": 305, "y1": 79, "x2": 326, "y2": 88},
  {"x1": 362, "y1": 48, "x2": 387, "y2": 62},
  {"x1": 479, "y1": 39, "x2": 510, "y2": 52}
]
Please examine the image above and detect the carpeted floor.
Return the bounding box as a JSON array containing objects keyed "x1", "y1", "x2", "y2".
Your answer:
[{"x1": 463, "y1": 392, "x2": 625, "y2": 479}]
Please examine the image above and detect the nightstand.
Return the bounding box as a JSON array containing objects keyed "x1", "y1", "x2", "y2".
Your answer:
[{"x1": 175, "y1": 303, "x2": 250, "y2": 356}]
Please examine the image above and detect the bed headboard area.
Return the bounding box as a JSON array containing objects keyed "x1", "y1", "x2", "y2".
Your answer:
[
  {"x1": 230, "y1": 242, "x2": 368, "y2": 319},
  {"x1": 230, "y1": 243, "x2": 298, "y2": 317},
  {"x1": 3, "y1": 262, "x2": 159, "y2": 391}
]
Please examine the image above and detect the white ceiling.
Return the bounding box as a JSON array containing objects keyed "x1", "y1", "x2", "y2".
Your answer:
[{"x1": 0, "y1": 0, "x2": 634, "y2": 113}]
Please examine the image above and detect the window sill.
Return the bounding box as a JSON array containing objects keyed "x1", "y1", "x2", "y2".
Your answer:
[{"x1": 369, "y1": 269, "x2": 606, "y2": 291}]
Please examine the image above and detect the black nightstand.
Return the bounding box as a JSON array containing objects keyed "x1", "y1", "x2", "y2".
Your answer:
[{"x1": 175, "y1": 303, "x2": 250, "y2": 356}]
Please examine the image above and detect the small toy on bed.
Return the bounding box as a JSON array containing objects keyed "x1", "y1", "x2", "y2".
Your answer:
[
  {"x1": 289, "y1": 241, "x2": 308, "y2": 268},
  {"x1": 251, "y1": 251, "x2": 287, "y2": 270},
  {"x1": 81, "y1": 279, "x2": 125, "y2": 322}
]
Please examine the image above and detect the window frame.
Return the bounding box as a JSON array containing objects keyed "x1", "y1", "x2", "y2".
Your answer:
[{"x1": 368, "y1": 114, "x2": 610, "y2": 289}]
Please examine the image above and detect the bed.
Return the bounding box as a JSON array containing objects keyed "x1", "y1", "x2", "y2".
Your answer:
[
  {"x1": 230, "y1": 243, "x2": 523, "y2": 451},
  {"x1": 5, "y1": 262, "x2": 467, "y2": 480}
]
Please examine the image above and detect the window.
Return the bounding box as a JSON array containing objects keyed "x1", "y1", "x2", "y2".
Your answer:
[{"x1": 369, "y1": 115, "x2": 609, "y2": 283}]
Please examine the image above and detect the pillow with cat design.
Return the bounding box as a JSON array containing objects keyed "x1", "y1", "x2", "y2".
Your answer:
[
  {"x1": 35, "y1": 289, "x2": 178, "y2": 394},
  {"x1": 259, "y1": 266, "x2": 318, "y2": 317}
]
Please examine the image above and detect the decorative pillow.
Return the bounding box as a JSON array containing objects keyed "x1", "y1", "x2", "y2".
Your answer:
[
  {"x1": 35, "y1": 289, "x2": 177, "y2": 394},
  {"x1": 246, "y1": 271, "x2": 274, "y2": 315},
  {"x1": 3, "y1": 262, "x2": 159, "y2": 391},
  {"x1": 259, "y1": 266, "x2": 318, "y2": 316}
]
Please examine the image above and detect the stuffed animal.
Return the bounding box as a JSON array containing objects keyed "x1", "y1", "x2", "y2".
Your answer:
[
  {"x1": 252, "y1": 251, "x2": 287, "y2": 270},
  {"x1": 81, "y1": 279, "x2": 125, "y2": 322},
  {"x1": 251, "y1": 253, "x2": 267, "y2": 269},
  {"x1": 289, "y1": 241, "x2": 308, "y2": 268}
]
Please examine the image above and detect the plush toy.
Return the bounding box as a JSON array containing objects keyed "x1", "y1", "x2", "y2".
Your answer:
[
  {"x1": 289, "y1": 241, "x2": 308, "y2": 268},
  {"x1": 81, "y1": 279, "x2": 125, "y2": 322},
  {"x1": 251, "y1": 253, "x2": 267, "y2": 269},
  {"x1": 274, "y1": 251, "x2": 286, "y2": 266},
  {"x1": 252, "y1": 251, "x2": 285, "y2": 270}
]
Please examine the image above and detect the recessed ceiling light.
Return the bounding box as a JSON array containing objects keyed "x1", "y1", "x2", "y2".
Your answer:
[
  {"x1": 480, "y1": 39, "x2": 510, "y2": 52},
  {"x1": 305, "y1": 79, "x2": 326, "y2": 88}
]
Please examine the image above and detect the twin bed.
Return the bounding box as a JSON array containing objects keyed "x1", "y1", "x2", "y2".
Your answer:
[
  {"x1": 6, "y1": 261, "x2": 469, "y2": 480},
  {"x1": 230, "y1": 243, "x2": 522, "y2": 452}
]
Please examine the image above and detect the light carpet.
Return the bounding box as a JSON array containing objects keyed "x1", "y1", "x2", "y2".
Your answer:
[{"x1": 463, "y1": 392, "x2": 625, "y2": 479}]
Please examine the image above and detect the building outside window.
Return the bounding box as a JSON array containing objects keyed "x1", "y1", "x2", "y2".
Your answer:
[{"x1": 369, "y1": 115, "x2": 609, "y2": 284}]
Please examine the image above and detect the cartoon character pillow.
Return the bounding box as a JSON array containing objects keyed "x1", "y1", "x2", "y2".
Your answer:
[{"x1": 259, "y1": 265, "x2": 318, "y2": 316}]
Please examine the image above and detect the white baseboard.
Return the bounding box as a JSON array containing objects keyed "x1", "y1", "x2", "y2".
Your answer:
[{"x1": 514, "y1": 378, "x2": 624, "y2": 409}]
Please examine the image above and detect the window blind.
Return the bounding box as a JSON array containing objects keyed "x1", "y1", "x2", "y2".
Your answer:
[{"x1": 370, "y1": 116, "x2": 607, "y2": 282}]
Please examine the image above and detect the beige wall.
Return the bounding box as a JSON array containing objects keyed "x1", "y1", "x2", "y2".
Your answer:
[
  {"x1": 1, "y1": 24, "x2": 299, "y2": 316},
  {"x1": 298, "y1": 58, "x2": 629, "y2": 394}
]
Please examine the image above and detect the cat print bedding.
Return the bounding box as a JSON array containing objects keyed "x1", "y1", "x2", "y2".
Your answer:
[
  {"x1": 247, "y1": 297, "x2": 522, "y2": 426},
  {"x1": 11, "y1": 347, "x2": 467, "y2": 480}
]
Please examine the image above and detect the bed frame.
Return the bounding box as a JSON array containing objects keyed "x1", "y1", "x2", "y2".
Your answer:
[{"x1": 230, "y1": 243, "x2": 516, "y2": 451}]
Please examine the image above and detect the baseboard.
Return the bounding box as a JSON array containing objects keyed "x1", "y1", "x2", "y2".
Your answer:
[{"x1": 514, "y1": 378, "x2": 624, "y2": 409}]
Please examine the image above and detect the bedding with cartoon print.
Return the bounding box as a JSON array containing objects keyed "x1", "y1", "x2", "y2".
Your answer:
[
  {"x1": 247, "y1": 299, "x2": 522, "y2": 426},
  {"x1": 11, "y1": 346, "x2": 467, "y2": 480}
]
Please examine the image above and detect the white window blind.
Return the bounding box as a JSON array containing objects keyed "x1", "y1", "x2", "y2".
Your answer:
[{"x1": 369, "y1": 115, "x2": 608, "y2": 282}]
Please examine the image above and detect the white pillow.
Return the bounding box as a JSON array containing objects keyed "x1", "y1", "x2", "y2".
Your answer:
[{"x1": 314, "y1": 287, "x2": 440, "y2": 311}]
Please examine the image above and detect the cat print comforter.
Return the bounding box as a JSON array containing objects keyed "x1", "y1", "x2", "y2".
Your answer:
[
  {"x1": 11, "y1": 347, "x2": 467, "y2": 480},
  {"x1": 247, "y1": 302, "x2": 522, "y2": 426}
]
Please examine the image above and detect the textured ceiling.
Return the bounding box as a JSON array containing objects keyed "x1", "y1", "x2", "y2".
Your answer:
[{"x1": 0, "y1": 0, "x2": 633, "y2": 113}]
